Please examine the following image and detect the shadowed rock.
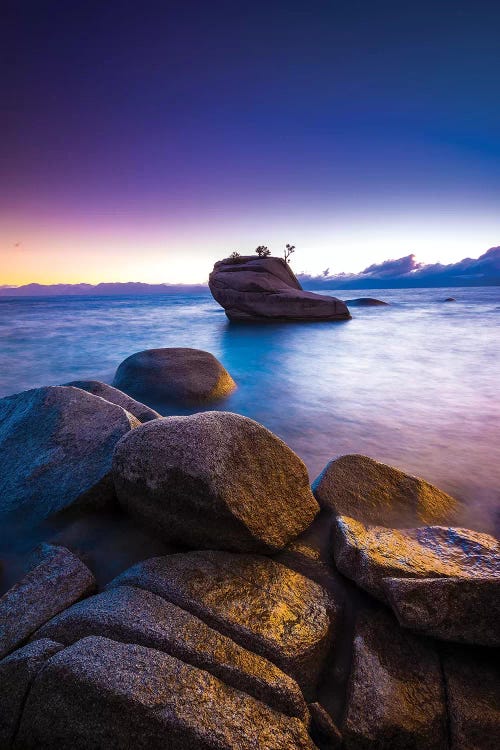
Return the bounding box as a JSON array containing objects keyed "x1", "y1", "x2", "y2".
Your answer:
[
  {"x1": 313, "y1": 455, "x2": 460, "y2": 527},
  {"x1": 308, "y1": 702, "x2": 342, "y2": 749},
  {"x1": 383, "y1": 576, "x2": 500, "y2": 646},
  {"x1": 112, "y1": 347, "x2": 236, "y2": 405},
  {"x1": 65, "y1": 380, "x2": 161, "y2": 422},
  {"x1": 333, "y1": 517, "x2": 500, "y2": 603},
  {"x1": 209, "y1": 256, "x2": 350, "y2": 321},
  {"x1": 0, "y1": 544, "x2": 95, "y2": 659},
  {"x1": 15, "y1": 636, "x2": 317, "y2": 749},
  {"x1": 343, "y1": 297, "x2": 389, "y2": 306},
  {"x1": 342, "y1": 609, "x2": 447, "y2": 749},
  {"x1": 108, "y1": 550, "x2": 335, "y2": 698},
  {"x1": 0, "y1": 638, "x2": 63, "y2": 747},
  {"x1": 34, "y1": 584, "x2": 307, "y2": 721},
  {"x1": 0, "y1": 385, "x2": 139, "y2": 524},
  {"x1": 443, "y1": 650, "x2": 500, "y2": 750},
  {"x1": 112, "y1": 412, "x2": 319, "y2": 553}
]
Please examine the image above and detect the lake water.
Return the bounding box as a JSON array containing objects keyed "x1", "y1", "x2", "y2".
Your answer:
[{"x1": 0, "y1": 287, "x2": 499, "y2": 548}]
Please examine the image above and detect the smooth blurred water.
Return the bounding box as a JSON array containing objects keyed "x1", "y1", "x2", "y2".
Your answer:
[{"x1": 1, "y1": 287, "x2": 499, "y2": 536}]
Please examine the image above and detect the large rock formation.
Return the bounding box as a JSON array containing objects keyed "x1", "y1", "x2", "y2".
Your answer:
[
  {"x1": 65, "y1": 380, "x2": 161, "y2": 422},
  {"x1": 112, "y1": 347, "x2": 236, "y2": 405},
  {"x1": 108, "y1": 550, "x2": 335, "y2": 698},
  {"x1": 0, "y1": 385, "x2": 139, "y2": 524},
  {"x1": 112, "y1": 412, "x2": 319, "y2": 553},
  {"x1": 209, "y1": 256, "x2": 350, "y2": 321},
  {"x1": 313, "y1": 454, "x2": 460, "y2": 527}
]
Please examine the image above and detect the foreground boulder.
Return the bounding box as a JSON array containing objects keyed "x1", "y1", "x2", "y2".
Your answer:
[
  {"x1": 65, "y1": 380, "x2": 161, "y2": 422},
  {"x1": 16, "y1": 636, "x2": 316, "y2": 749},
  {"x1": 112, "y1": 412, "x2": 319, "y2": 553},
  {"x1": 443, "y1": 651, "x2": 500, "y2": 750},
  {"x1": 0, "y1": 544, "x2": 95, "y2": 658},
  {"x1": 342, "y1": 609, "x2": 447, "y2": 749},
  {"x1": 384, "y1": 576, "x2": 500, "y2": 646},
  {"x1": 35, "y1": 585, "x2": 307, "y2": 721},
  {"x1": 0, "y1": 385, "x2": 139, "y2": 523},
  {"x1": 333, "y1": 517, "x2": 500, "y2": 603},
  {"x1": 109, "y1": 550, "x2": 335, "y2": 698},
  {"x1": 209, "y1": 256, "x2": 350, "y2": 321},
  {"x1": 313, "y1": 455, "x2": 460, "y2": 527},
  {"x1": 112, "y1": 347, "x2": 236, "y2": 405},
  {"x1": 0, "y1": 638, "x2": 63, "y2": 747}
]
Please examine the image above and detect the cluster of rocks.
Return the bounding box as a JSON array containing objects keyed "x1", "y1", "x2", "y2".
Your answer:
[{"x1": 0, "y1": 369, "x2": 499, "y2": 748}]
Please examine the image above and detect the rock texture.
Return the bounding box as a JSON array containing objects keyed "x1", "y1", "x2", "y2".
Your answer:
[
  {"x1": 0, "y1": 545, "x2": 95, "y2": 658},
  {"x1": 443, "y1": 651, "x2": 500, "y2": 750},
  {"x1": 313, "y1": 455, "x2": 460, "y2": 527},
  {"x1": 384, "y1": 576, "x2": 500, "y2": 646},
  {"x1": 342, "y1": 610, "x2": 447, "y2": 750},
  {"x1": 112, "y1": 412, "x2": 319, "y2": 553},
  {"x1": 209, "y1": 256, "x2": 350, "y2": 321},
  {"x1": 112, "y1": 347, "x2": 236, "y2": 405},
  {"x1": 333, "y1": 517, "x2": 500, "y2": 603},
  {"x1": 109, "y1": 550, "x2": 335, "y2": 698},
  {"x1": 0, "y1": 639, "x2": 63, "y2": 747},
  {"x1": 16, "y1": 636, "x2": 317, "y2": 749},
  {"x1": 0, "y1": 385, "x2": 139, "y2": 523},
  {"x1": 34, "y1": 584, "x2": 307, "y2": 721},
  {"x1": 65, "y1": 380, "x2": 161, "y2": 422}
]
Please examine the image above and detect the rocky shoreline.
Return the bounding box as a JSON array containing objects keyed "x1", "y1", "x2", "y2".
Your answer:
[{"x1": 0, "y1": 348, "x2": 498, "y2": 749}]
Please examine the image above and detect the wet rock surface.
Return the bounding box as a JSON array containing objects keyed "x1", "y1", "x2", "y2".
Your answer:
[
  {"x1": 0, "y1": 544, "x2": 95, "y2": 658},
  {"x1": 112, "y1": 347, "x2": 236, "y2": 405},
  {"x1": 112, "y1": 412, "x2": 319, "y2": 553},
  {"x1": 342, "y1": 609, "x2": 447, "y2": 749},
  {"x1": 384, "y1": 576, "x2": 500, "y2": 646},
  {"x1": 65, "y1": 380, "x2": 161, "y2": 423},
  {"x1": 343, "y1": 297, "x2": 389, "y2": 306},
  {"x1": 109, "y1": 549, "x2": 335, "y2": 698},
  {"x1": 209, "y1": 256, "x2": 350, "y2": 321},
  {"x1": 333, "y1": 516, "x2": 499, "y2": 602},
  {"x1": 0, "y1": 385, "x2": 139, "y2": 524},
  {"x1": 313, "y1": 454, "x2": 460, "y2": 527},
  {"x1": 34, "y1": 584, "x2": 307, "y2": 720},
  {"x1": 16, "y1": 636, "x2": 317, "y2": 750}
]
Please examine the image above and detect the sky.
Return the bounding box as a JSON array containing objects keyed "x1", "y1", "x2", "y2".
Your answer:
[{"x1": 1, "y1": 0, "x2": 500, "y2": 285}]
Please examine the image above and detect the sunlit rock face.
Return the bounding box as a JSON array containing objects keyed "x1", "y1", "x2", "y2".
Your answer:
[
  {"x1": 0, "y1": 385, "x2": 139, "y2": 524},
  {"x1": 209, "y1": 256, "x2": 351, "y2": 321},
  {"x1": 333, "y1": 517, "x2": 500, "y2": 602},
  {"x1": 15, "y1": 636, "x2": 317, "y2": 750},
  {"x1": 112, "y1": 412, "x2": 319, "y2": 553},
  {"x1": 65, "y1": 380, "x2": 161, "y2": 423},
  {"x1": 313, "y1": 454, "x2": 460, "y2": 527},
  {"x1": 108, "y1": 550, "x2": 336, "y2": 699},
  {"x1": 34, "y1": 584, "x2": 308, "y2": 722},
  {"x1": 342, "y1": 609, "x2": 447, "y2": 750},
  {"x1": 113, "y1": 347, "x2": 236, "y2": 406}
]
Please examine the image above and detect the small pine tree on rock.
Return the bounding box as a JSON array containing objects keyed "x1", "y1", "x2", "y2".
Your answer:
[
  {"x1": 284, "y1": 244, "x2": 295, "y2": 263},
  {"x1": 255, "y1": 246, "x2": 271, "y2": 258}
]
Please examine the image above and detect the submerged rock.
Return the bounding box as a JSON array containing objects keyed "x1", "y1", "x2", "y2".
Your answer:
[
  {"x1": 0, "y1": 544, "x2": 95, "y2": 658},
  {"x1": 0, "y1": 638, "x2": 63, "y2": 747},
  {"x1": 343, "y1": 297, "x2": 389, "y2": 306},
  {"x1": 112, "y1": 347, "x2": 236, "y2": 405},
  {"x1": 16, "y1": 636, "x2": 316, "y2": 749},
  {"x1": 209, "y1": 255, "x2": 350, "y2": 321},
  {"x1": 342, "y1": 609, "x2": 447, "y2": 749},
  {"x1": 35, "y1": 584, "x2": 307, "y2": 721},
  {"x1": 65, "y1": 380, "x2": 161, "y2": 422},
  {"x1": 333, "y1": 517, "x2": 500, "y2": 603},
  {"x1": 313, "y1": 454, "x2": 460, "y2": 527},
  {"x1": 0, "y1": 385, "x2": 139, "y2": 524},
  {"x1": 384, "y1": 576, "x2": 500, "y2": 646},
  {"x1": 112, "y1": 412, "x2": 319, "y2": 553},
  {"x1": 108, "y1": 550, "x2": 335, "y2": 698}
]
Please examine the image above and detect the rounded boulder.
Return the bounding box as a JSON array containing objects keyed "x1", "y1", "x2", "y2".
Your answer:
[{"x1": 112, "y1": 412, "x2": 319, "y2": 553}]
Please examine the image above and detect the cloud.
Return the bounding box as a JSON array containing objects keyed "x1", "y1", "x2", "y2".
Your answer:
[{"x1": 299, "y1": 246, "x2": 500, "y2": 289}]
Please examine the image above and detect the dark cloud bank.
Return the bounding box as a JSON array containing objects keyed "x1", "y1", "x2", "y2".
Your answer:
[
  {"x1": 299, "y1": 246, "x2": 500, "y2": 290},
  {"x1": 1, "y1": 247, "x2": 499, "y2": 296}
]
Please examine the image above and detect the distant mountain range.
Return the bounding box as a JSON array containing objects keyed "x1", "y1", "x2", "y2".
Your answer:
[{"x1": 1, "y1": 246, "x2": 499, "y2": 295}]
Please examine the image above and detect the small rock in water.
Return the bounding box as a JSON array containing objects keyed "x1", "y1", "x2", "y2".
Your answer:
[
  {"x1": 112, "y1": 411, "x2": 319, "y2": 553},
  {"x1": 112, "y1": 347, "x2": 236, "y2": 406},
  {"x1": 444, "y1": 297, "x2": 457, "y2": 302},
  {"x1": 343, "y1": 297, "x2": 389, "y2": 306},
  {"x1": 65, "y1": 379, "x2": 161, "y2": 422}
]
